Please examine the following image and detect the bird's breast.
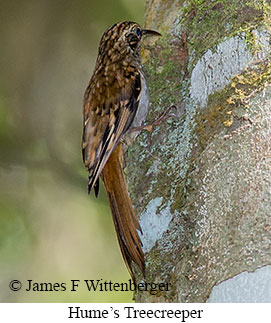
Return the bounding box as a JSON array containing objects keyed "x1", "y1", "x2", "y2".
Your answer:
[{"x1": 131, "y1": 71, "x2": 149, "y2": 129}]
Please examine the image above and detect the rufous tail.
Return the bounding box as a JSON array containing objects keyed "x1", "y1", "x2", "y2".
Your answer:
[{"x1": 101, "y1": 143, "x2": 145, "y2": 280}]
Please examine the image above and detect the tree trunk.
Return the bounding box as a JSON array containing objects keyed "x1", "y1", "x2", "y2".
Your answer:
[{"x1": 125, "y1": 0, "x2": 271, "y2": 302}]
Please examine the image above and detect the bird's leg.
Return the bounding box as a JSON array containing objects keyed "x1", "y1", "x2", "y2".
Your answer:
[{"x1": 128, "y1": 105, "x2": 177, "y2": 148}]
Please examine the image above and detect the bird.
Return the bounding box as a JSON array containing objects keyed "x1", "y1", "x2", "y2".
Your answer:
[{"x1": 82, "y1": 21, "x2": 161, "y2": 280}]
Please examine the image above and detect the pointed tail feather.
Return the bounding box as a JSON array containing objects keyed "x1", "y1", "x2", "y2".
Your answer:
[{"x1": 101, "y1": 143, "x2": 145, "y2": 279}]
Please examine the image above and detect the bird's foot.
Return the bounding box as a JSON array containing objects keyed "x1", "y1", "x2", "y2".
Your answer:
[{"x1": 128, "y1": 105, "x2": 177, "y2": 149}]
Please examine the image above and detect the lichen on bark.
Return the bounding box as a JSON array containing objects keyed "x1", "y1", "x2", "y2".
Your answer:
[{"x1": 125, "y1": 0, "x2": 271, "y2": 302}]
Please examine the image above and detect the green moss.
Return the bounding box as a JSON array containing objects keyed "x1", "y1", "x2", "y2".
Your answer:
[
  {"x1": 243, "y1": 29, "x2": 258, "y2": 53},
  {"x1": 128, "y1": 1, "x2": 271, "y2": 214},
  {"x1": 144, "y1": 34, "x2": 186, "y2": 120},
  {"x1": 125, "y1": 33, "x2": 188, "y2": 213},
  {"x1": 132, "y1": 0, "x2": 271, "y2": 303},
  {"x1": 228, "y1": 60, "x2": 271, "y2": 106},
  {"x1": 194, "y1": 59, "x2": 271, "y2": 154},
  {"x1": 179, "y1": 0, "x2": 271, "y2": 67}
]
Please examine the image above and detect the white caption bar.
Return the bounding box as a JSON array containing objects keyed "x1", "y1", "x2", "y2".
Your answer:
[{"x1": 0, "y1": 303, "x2": 270, "y2": 322}]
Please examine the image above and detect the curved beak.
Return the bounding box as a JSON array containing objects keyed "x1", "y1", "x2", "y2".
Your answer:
[{"x1": 142, "y1": 29, "x2": 161, "y2": 37}]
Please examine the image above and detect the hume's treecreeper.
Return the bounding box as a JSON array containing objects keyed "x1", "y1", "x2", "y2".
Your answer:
[{"x1": 82, "y1": 21, "x2": 161, "y2": 280}]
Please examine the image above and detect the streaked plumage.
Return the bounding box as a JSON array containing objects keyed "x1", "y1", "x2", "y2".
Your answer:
[{"x1": 82, "y1": 21, "x2": 160, "y2": 279}]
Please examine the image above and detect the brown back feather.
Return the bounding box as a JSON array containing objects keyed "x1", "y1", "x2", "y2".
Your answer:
[{"x1": 82, "y1": 68, "x2": 142, "y2": 194}]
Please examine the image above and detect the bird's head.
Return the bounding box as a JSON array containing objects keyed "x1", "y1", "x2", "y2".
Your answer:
[{"x1": 98, "y1": 21, "x2": 161, "y2": 64}]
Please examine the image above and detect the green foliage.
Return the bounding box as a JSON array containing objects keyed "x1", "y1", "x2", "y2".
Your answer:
[{"x1": 0, "y1": 0, "x2": 144, "y2": 303}]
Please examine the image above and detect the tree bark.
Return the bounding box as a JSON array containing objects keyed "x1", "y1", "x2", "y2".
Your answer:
[{"x1": 125, "y1": 0, "x2": 271, "y2": 302}]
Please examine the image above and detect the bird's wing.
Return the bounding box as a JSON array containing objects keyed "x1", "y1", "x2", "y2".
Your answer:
[{"x1": 82, "y1": 68, "x2": 142, "y2": 195}]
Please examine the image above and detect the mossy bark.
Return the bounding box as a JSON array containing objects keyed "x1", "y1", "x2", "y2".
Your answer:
[{"x1": 125, "y1": 0, "x2": 271, "y2": 302}]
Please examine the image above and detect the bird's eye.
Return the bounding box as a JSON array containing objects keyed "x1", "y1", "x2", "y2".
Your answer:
[
  {"x1": 136, "y1": 27, "x2": 142, "y2": 37},
  {"x1": 127, "y1": 33, "x2": 139, "y2": 50}
]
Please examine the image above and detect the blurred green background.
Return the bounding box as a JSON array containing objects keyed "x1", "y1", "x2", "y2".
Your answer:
[{"x1": 0, "y1": 0, "x2": 144, "y2": 302}]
